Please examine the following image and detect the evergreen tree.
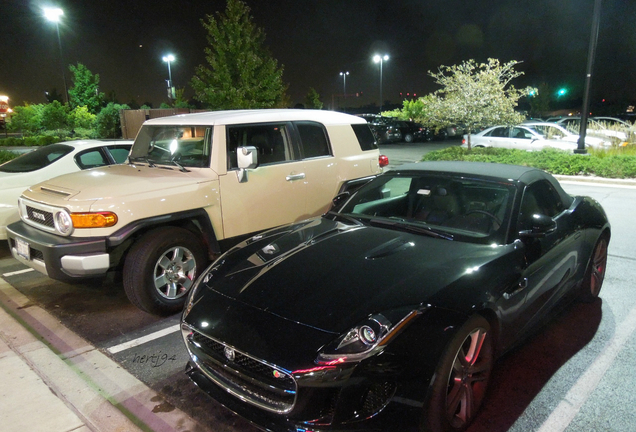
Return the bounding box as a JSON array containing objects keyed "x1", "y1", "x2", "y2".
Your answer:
[
  {"x1": 191, "y1": 0, "x2": 287, "y2": 109},
  {"x1": 305, "y1": 88, "x2": 323, "y2": 109},
  {"x1": 68, "y1": 63, "x2": 104, "y2": 114}
]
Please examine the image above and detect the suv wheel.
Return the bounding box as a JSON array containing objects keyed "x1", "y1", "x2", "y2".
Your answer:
[
  {"x1": 123, "y1": 226, "x2": 208, "y2": 315},
  {"x1": 404, "y1": 133, "x2": 414, "y2": 143}
]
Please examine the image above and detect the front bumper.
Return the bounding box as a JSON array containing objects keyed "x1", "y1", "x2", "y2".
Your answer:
[{"x1": 6, "y1": 220, "x2": 110, "y2": 281}]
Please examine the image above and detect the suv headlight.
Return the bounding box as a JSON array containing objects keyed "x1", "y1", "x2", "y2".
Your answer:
[
  {"x1": 54, "y1": 210, "x2": 73, "y2": 235},
  {"x1": 317, "y1": 308, "x2": 424, "y2": 364}
]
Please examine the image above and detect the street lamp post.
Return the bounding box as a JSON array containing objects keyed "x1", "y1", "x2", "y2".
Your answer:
[
  {"x1": 339, "y1": 71, "x2": 349, "y2": 98},
  {"x1": 576, "y1": 0, "x2": 603, "y2": 155},
  {"x1": 43, "y1": 7, "x2": 68, "y2": 104},
  {"x1": 373, "y1": 54, "x2": 389, "y2": 112},
  {"x1": 162, "y1": 54, "x2": 175, "y2": 99}
]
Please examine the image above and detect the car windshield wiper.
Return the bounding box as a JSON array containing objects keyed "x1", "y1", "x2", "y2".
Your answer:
[
  {"x1": 325, "y1": 211, "x2": 365, "y2": 227},
  {"x1": 368, "y1": 218, "x2": 453, "y2": 240},
  {"x1": 129, "y1": 156, "x2": 156, "y2": 167},
  {"x1": 169, "y1": 158, "x2": 190, "y2": 172}
]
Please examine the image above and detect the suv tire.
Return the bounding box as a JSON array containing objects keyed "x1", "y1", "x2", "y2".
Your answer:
[{"x1": 123, "y1": 226, "x2": 208, "y2": 315}]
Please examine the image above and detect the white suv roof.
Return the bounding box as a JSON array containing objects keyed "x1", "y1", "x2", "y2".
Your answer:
[{"x1": 144, "y1": 109, "x2": 368, "y2": 127}]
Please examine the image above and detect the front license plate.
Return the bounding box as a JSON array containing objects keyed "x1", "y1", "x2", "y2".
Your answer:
[{"x1": 15, "y1": 238, "x2": 30, "y2": 260}]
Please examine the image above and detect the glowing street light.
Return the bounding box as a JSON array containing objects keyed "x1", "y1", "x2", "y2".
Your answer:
[
  {"x1": 339, "y1": 71, "x2": 349, "y2": 98},
  {"x1": 163, "y1": 54, "x2": 175, "y2": 99},
  {"x1": 373, "y1": 54, "x2": 389, "y2": 111},
  {"x1": 43, "y1": 7, "x2": 68, "y2": 104}
]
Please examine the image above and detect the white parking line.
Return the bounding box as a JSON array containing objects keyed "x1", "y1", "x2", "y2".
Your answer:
[
  {"x1": 3, "y1": 268, "x2": 35, "y2": 277},
  {"x1": 537, "y1": 303, "x2": 636, "y2": 432},
  {"x1": 107, "y1": 324, "x2": 180, "y2": 354}
]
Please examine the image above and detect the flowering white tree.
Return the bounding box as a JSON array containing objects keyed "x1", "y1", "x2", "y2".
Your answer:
[{"x1": 415, "y1": 59, "x2": 535, "y2": 149}]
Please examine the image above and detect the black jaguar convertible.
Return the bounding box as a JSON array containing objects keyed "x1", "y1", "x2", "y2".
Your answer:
[{"x1": 181, "y1": 161, "x2": 610, "y2": 432}]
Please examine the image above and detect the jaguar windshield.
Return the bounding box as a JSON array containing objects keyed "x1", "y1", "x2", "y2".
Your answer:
[{"x1": 338, "y1": 173, "x2": 515, "y2": 243}]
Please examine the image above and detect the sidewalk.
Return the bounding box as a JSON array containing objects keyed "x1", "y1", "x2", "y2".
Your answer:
[
  {"x1": 0, "y1": 294, "x2": 142, "y2": 432},
  {"x1": 0, "y1": 278, "x2": 202, "y2": 432}
]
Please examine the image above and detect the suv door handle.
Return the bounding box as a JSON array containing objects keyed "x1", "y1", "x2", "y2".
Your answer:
[{"x1": 286, "y1": 173, "x2": 306, "y2": 181}]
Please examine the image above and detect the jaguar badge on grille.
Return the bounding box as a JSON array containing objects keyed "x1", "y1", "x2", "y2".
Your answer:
[{"x1": 224, "y1": 346, "x2": 236, "y2": 361}]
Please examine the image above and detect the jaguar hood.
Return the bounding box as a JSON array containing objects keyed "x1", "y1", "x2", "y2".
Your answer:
[{"x1": 197, "y1": 217, "x2": 518, "y2": 334}]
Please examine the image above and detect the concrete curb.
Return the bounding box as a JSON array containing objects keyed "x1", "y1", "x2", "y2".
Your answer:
[
  {"x1": 0, "y1": 279, "x2": 202, "y2": 432},
  {"x1": 553, "y1": 174, "x2": 636, "y2": 187}
]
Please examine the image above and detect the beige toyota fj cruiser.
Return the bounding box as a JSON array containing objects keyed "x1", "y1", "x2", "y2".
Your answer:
[{"x1": 7, "y1": 109, "x2": 386, "y2": 315}]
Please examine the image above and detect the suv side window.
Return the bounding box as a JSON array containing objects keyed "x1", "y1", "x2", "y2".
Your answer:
[
  {"x1": 227, "y1": 123, "x2": 292, "y2": 169},
  {"x1": 296, "y1": 121, "x2": 331, "y2": 158},
  {"x1": 351, "y1": 124, "x2": 378, "y2": 151}
]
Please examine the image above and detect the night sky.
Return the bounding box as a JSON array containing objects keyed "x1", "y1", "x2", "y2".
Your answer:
[{"x1": 2, "y1": 0, "x2": 635, "y2": 111}]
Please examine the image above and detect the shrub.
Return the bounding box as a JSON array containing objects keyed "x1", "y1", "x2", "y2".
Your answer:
[
  {"x1": 40, "y1": 100, "x2": 70, "y2": 130},
  {"x1": 95, "y1": 103, "x2": 130, "y2": 138},
  {"x1": 421, "y1": 147, "x2": 636, "y2": 178},
  {"x1": 70, "y1": 105, "x2": 97, "y2": 129},
  {"x1": 0, "y1": 150, "x2": 19, "y2": 164}
]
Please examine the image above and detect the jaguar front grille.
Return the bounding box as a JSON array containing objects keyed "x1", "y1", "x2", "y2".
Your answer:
[{"x1": 186, "y1": 329, "x2": 297, "y2": 413}]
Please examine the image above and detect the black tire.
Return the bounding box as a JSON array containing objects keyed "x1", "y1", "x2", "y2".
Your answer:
[
  {"x1": 404, "y1": 133, "x2": 414, "y2": 143},
  {"x1": 123, "y1": 226, "x2": 208, "y2": 315},
  {"x1": 579, "y1": 234, "x2": 609, "y2": 303},
  {"x1": 422, "y1": 315, "x2": 493, "y2": 432}
]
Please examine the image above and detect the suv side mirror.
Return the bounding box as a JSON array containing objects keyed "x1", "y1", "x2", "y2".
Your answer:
[
  {"x1": 519, "y1": 214, "x2": 557, "y2": 239},
  {"x1": 237, "y1": 146, "x2": 258, "y2": 183}
]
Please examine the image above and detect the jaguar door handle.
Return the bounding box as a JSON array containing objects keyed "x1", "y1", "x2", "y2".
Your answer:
[
  {"x1": 286, "y1": 173, "x2": 306, "y2": 181},
  {"x1": 504, "y1": 278, "x2": 528, "y2": 300}
]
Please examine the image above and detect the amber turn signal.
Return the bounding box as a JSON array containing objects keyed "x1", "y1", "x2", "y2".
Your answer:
[{"x1": 70, "y1": 212, "x2": 118, "y2": 228}]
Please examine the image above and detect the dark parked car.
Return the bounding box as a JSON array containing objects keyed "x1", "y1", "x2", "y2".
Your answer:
[
  {"x1": 357, "y1": 114, "x2": 403, "y2": 144},
  {"x1": 181, "y1": 161, "x2": 610, "y2": 432},
  {"x1": 393, "y1": 120, "x2": 432, "y2": 143}
]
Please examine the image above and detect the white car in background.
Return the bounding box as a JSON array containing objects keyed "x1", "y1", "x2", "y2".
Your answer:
[
  {"x1": 556, "y1": 116, "x2": 632, "y2": 144},
  {"x1": 0, "y1": 140, "x2": 132, "y2": 240},
  {"x1": 461, "y1": 124, "x2": 609, "y2": 151}
]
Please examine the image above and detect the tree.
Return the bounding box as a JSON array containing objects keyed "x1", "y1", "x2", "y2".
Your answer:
[
  {"x1": 7, "y1": 104, "x2": 45, "y2": 135},
  {"x1": 44, "y1": 88, "x2": 63, "y2": 104},
  {"x1": 95, "y1": 102, "x2": 129, "y2": 138},
  {"x1": 382, "y1": 99, "x2": 426, "y2": 121},
  {"x1": 304, "y1": 87, "x2": 323, "y2": 109},
  {"x1": 191, "y1": 0, "x2": 288, "y2": 109},
  {"x1": 529, "y1": 83, "x2": 551, "y2": 118},
  {"x1": 68, "y1": 63, "x2": 104, "y2": 114},
  {"x1": 40, "y1": 100, "x2": 69, "y2": 131},
  {"x1": 70, "y1": 105, "x2": 96, "y2": 129},
  {"x1": 417, "y1": 59, "x2": 535, "y2": 149}
]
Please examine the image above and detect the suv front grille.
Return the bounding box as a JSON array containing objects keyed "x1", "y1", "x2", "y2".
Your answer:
[
  {"x1": 187, "y1": 330, "x2": 296, "y2": 413},
  {"x1": 26, "y1": 206, "x2": 55, "y2": 229}
]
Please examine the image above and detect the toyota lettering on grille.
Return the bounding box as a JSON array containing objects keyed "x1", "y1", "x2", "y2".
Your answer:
[{"x1": 32, "y1": 212, "x2": 46, "y2": 221}]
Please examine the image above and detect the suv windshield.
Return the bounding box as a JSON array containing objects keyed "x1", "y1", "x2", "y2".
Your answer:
[
  {"x1": 0, "y1": 144, "x2": 73, "y2": 173},
  {"x1": 130, "y1": 125, "x2": 211, "y2": 168},
  {"x1": 338, "y1": 173, "x2": 515, "y2": 244}
]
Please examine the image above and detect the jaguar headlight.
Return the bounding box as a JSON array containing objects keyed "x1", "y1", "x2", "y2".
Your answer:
[
  {"x1": 317, "y1": 309, "x2": 423, "y2": 364},
  {"x1": 54, "y1": 210, "x2": 73, "y2": 235}
]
